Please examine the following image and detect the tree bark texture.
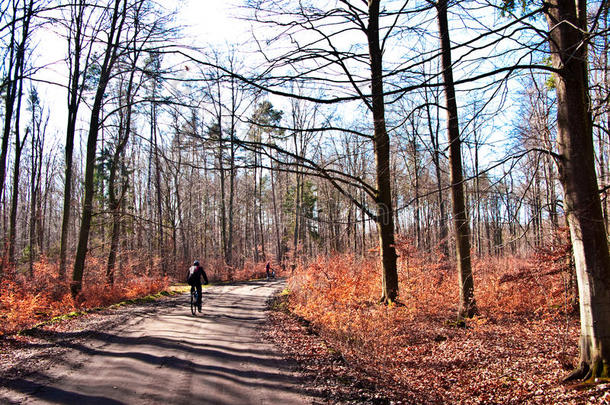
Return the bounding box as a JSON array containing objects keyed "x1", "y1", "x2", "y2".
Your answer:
[
  {"x1": 368, "y1": 0, "x2": 398, "y2": 303},
  {"x1": 8, "y1": 97, "x2": 27, "y2": 267},
  {"x1": 437, "y1": 0, "x2": 477, "y2": 319},
  {"x1": 106, "y1": 73, "x2": 133, "y2": 285},
  {"x1": 72, "y1": 0, "x2": 126, "y2": 297},
  {"x1": 0, "y1": 1, "x2": 20, "y2": 223},
  {"x1": 545, "y1": 0, "x2": 610, "y2": 380},
  {"x1": 60, "y1": 0, "x2": 87, "y2": 280}
]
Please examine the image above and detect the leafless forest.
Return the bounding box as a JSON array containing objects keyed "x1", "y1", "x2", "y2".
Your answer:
[{"x1": 1, "y1": 0, "x2": 609, "y2": 383}]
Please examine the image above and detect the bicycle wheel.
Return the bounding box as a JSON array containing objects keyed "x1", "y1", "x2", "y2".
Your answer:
[{"x1": 190, "y1": 288, "x2": 197, "y2": 315}]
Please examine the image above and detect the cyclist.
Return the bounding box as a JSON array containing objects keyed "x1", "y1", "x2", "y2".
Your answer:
[
  {"x1": 265, "y1": 261, "x2": 276, "y2": 280},
  {"x1": 187, "y1": 260, "x2": 208, "y2": 312}
]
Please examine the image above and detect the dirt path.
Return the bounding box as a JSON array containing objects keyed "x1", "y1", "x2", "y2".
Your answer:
[{"x1": 0, "y1": 280, "x2": 313, "y2": 404}]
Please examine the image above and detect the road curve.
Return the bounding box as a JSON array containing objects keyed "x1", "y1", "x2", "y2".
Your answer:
[{"x1": 1, "y1": 280, "x2": 312, "y2": 404}]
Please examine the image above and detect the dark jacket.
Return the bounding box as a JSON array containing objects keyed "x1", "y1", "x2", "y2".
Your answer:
[{"x1": 187, "y1": 265, "x2": 209, "y2": 286}]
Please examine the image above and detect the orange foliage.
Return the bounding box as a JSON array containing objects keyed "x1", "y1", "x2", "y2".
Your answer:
[
  {"x1": 290, "y1": 236, "x2": 572, "y2": 332},
  {"x1": 0, "y1": 255, "x2": 170, "y2": 337},
  {"x1": 286, "y1": 236, "x2": 579, "y2": 402},
  {"x1": 475, "y1": 229, "x2": 574, "y2": 317},
  {"x1": 0, "y1": 252, "x2": 281, "y2": 337},
  {"x1": 210, "y1": 259, "x2": 282, "y2": 282}
]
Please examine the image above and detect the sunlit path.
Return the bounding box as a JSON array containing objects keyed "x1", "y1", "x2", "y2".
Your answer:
[{"x1": 0, "y1": 280, "x2": 312, "y2": 405}]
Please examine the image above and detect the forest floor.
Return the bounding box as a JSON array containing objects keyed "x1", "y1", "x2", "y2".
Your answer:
[
  {"x1": 0, "y1": 280, "x2": 314, "y2": 404},
  {"x1": 2, "y1": 277, "x2": 610, "y2": 404},
  {"x1": 265, "y1": 293, "x2": 610, "y2": 404}
]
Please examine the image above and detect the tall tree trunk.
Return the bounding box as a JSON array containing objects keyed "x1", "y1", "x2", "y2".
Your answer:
[
  {"x1": 28, "y1": 93, "x2": 39, "y2": 275},
  {"x1": 292, "y1": 133, "x2": 301, "y2": 268},
  {"x1": 40, "y1": 152, "x2": 52, "y2": 254},
  {"x1": 437, "y1": 0, "x2": 477, "y2": 319},
  {"x1": 211, "y1": 77, "x2": 228, "y2": 265},
  {"x1": 153, "y1": 94, "x2": 165, "y2": 274},
  {"x1": 270, "y1": 149, "x2": 283, "y2": 264},
  {"x1": 0, "y1": 1, "x2": 20, "y2": 227},
  {"x1": 72, "y1": 0, "x2": 126, "y2": 298},
  {"x1": 106, "y1": 72, "x2": 133, "y2": 284},
  {"x1": 410, "y1": 124, "x2": 421, "y2": 249},
  {"x1": 226, "y1": 85, "x2": 236, "y2": 267},
  {"x1": 8, "y1": 92, "x2": 27, "y2": 267},
  {"x1": 60, "y1": 0, "x2": 88, "y2": 280},
  {"x1": 217, "y1": 119, "x2": 228, "y2": 265},
  {"x1": 1, "y1": 0, "x2": 32, "y2": 274},
  {"x1": 545, "y1": 0, "x2": 610, "y2": 380},
  {"x1": 368, "y1": 0, "x2": 398, "y2": 303},
  {"x1": 473, "y1": 127, "x2": 482, "y2": 256},
  {"x1": 72, "y1": 73, "x2": 108, "y2": 296},
  {"x1": 59, "y1": 89, "x2": 77, "y2": 278},
  {"x1": 106, "y1": 208, "x2": 120, "y2": 284},
  {"x1": 146, "y1": 103, "x2": 154, "y2": 268},
  {"x1": 426, "y1": 98, "x2": 449, "y2": 256},
  {"x1": 251, "y1": 148, "x2": 260, "y2": 263},
  {"x1": 257, "y1": 148, "x2": 266, "y2": 260},
  {"x1": 219, "y1": 151, "x2": 228, "y2": 264},
  {"x1": 605, "y1": 4, "x2": 610, "y2": 234},
  {"x1": 545, "y1": 155, "x2": 559, "y2": 231},
  {"x1": 7, "y1": 0, "x2": 31, "y2": 266}
]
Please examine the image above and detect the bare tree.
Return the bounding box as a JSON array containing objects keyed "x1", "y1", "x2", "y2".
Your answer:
[
  {"x1": 27, "y1": 87, "x2": 47, "y2": 275},
  {"x1": 72, "y1": 0, "x2": 129, "y2": 297},
  {"x1": 542, "y1": 0, "x2": 610, "y2": 381},
  {"x1": 226, "y1": 0, "x2": 402, "y2": 302},
  {"x1": 1, "y1": 0, "x2": 36, "y2": 272},
  {"x1": 435, "y1": 0, "x2": 477, "y2": 319},
  {"x1": 8, "y1": 79, "x2": 28, "y2": 267},
  {"x1": 59, "y1": 0, "x2": 98, "y2": 280}
]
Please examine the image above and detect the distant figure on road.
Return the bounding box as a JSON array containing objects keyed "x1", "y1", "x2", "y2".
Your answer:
[
  {"x1": 265, "y1": 262, "x2": 275, "y2": 280},
  {"x1": 187, "y1": 260, "x2": 208, "y2": 312}
]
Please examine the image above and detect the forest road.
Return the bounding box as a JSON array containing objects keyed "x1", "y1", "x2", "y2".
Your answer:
[{"x1": 0, "y1": 279, "x2": 313, "y2": 405}]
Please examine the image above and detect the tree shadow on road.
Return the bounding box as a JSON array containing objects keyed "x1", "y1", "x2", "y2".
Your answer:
[{"x1": 0, "y1": 375, "x2": 125, "y2": 405}]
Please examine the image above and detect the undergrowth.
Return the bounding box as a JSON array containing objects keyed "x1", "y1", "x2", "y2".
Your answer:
[
  {"x1": 0, "y1": 255, "x2": 170, "y2": 336},
  {"x1": 0, "y1": 254, "x2": 276, "y2": 337},
  {"x1": 283, "y1": 234, "x2": 610, "y2": 403}
]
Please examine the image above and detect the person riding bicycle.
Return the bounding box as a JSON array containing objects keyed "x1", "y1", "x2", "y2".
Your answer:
[
  {"x1": 265, "y1": 261, "x2": 276, "y2": 280},
  {"x1": 187, "y1": 260, "x2": 208, "y2": 312}
]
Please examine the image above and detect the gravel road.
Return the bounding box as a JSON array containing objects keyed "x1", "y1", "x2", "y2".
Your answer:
[{"x1": 0, "y1": 279, "x2": 312, "y2": 404}]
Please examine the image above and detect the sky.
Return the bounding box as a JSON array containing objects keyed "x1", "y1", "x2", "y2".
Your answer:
[
  {"x1": 24, "y1": 0, "x2": 530, "y2": 180},
  {"x1": 28, "y1": 0, "x2": 250, "y2": 143},
  {"x1": 177, "y1": 0, "x2": 250, "y2": 46}
]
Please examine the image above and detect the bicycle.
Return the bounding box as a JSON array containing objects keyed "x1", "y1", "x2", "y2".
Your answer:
[{"x1": 190, "y1": 286, "x2": 199, "y2": 315}]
